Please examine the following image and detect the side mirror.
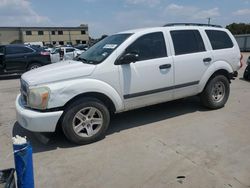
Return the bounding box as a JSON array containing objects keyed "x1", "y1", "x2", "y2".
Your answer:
[{"x1": 115, "y1": 53, "x2": 139, "y2": 65}]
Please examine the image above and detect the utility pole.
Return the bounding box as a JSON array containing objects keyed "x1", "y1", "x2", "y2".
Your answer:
[{"x1": 207, "y1": 17, "x2": 211, "y2": 25}]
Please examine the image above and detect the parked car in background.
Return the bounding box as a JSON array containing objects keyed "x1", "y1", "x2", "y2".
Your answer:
[
  {"x1": 75, "y1": 44, "x2": 88, "y2": 52},
  {"x1": 0, "y1": 44, "x2": 51, "y2": 75},
  {"x1": 50, "y1": 47, "x2": 82, "y2": 63},
  {"x1": 243, "y1": 56, "x2": 250, "y2": 80},
  {"x1": 24, "y1": 41, "x2": 43, "y2": 47}
]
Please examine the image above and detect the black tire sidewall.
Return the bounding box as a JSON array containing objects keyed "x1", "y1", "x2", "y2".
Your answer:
[
  {"x1": 202, "y1": 75, "x2": 230, "y2": 109},
  {"x1": 62, "y1": 98, "x2": 110, "y2": 144}
]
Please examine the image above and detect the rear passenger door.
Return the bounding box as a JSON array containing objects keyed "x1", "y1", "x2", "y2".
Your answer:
[{"x1": 169, "y1": 29, "x2": 211, "y2": 99}]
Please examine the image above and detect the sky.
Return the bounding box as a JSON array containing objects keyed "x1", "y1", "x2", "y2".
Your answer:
[{"x1": 0, "y1": 0, "x2": 249, "y2": 38}]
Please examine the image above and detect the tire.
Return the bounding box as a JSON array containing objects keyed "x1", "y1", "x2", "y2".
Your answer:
[
  {"x1": 61, "y1": 97, "x2": 110, "y2": 144},
  {"x1": 200, "y1": 75, "x2": 230, "y2": 109},
  {"x1": 27, "y1": 63, "x2": 41, "y2": 71},
  {"x1": 243, "y1": 66, "x2": 249, "y2": 80}
]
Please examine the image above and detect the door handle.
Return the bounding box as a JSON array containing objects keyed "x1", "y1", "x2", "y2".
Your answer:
[
  {"x1": 203, "y1": 57, "x2": 212, "y2": 63},
  {"x1": 159, "y1": 64, "x2": 171, "y2": 69}
]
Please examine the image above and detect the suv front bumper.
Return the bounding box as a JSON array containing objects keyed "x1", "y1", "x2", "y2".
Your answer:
[{"x1": 16, "y1": 94, "x2": 63, "y2": 132}]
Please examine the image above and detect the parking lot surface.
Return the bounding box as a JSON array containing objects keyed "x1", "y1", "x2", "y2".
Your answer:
[{"x1": 0, "y1": 54, "x2": 250, "y2": 188}]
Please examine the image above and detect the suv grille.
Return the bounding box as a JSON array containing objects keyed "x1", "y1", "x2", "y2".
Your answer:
[{"x1": 20, "y1": 79, "x2": 28, "y2": 106}]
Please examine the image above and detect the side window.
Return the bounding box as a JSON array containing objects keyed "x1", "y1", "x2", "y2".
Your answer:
[
  {"x1": 6, "y1": 46, "x2": 33, "y2": 55},
  {"x1": 126, "y1": 32, "x2": 167, "y2": 61},
  {"x1": 23, "y1": 47, "x2": 34, "y2": 53},
  {"x1": 170, "y1": 30, "x2": 206, "y2": 56},
  {"x1": 205, "y1": 30, "x2": 233, "y2": 50},
  {"x1": 66, "y1": 48, "x2": 75, "y2": 53}
]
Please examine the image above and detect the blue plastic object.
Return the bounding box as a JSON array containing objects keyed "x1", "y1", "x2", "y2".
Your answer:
[{"x1": 13, "y1": 143, "x2": 34, "y2": 188}]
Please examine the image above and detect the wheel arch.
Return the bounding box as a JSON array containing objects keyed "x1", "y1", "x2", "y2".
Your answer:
[
  {"x1": 55, "y1": 91, "x2": 116, "y2": 133},
  {"x1": 198, "y1": 61, "x2": 233, "y2": 93},
  {"x1": 63, "y1": 92, "x2": 116, "y2": 114}
]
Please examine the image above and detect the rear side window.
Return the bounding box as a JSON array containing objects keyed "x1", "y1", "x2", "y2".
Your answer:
[
  {"x1": 126, "y1": 32, "x2": 167, "y2": 61},
  {"x1": 6, "y1": 46, "x2": 33, "y2": 55},
  {"x1": 170, "y1": 30, "x2": 205, "y2": 56},
  {"x1": 205, "y1": 30, "x2": 233, "y2": 50}
]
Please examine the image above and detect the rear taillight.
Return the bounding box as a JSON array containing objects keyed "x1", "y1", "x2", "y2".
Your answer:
[
  {"x1": 240, "y1": 53, "x2": 243, "y2": 68},
  {"x1": 40, "y1": 51, "x2": 50, "y2": 56}
]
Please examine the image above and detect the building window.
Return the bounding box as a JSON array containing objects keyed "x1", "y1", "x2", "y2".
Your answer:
[
  {"x1": 52, "y1": 41, "x2": 57, "y2": 45},
  {"x1": 81, "y1": 30, "x2": 86, "y2": 35},
  {"x1": 26, "y1": 31, "x2": 32, "y2": 35},
  {"x1": 38, "y1": 31, "x2": 44, "y2": 35},
  {"x1": 82, "y1": 41, "x2": 87, "y2": 44},
  {"x1": 76, "y1": 40, "x2": 81, "y2": 44},
  {"x1": 59, "y1": 41, "x2": 64, "y2": 45},
  {"x1": 51, "y1": 31, "x2": 56, "y2": 35},
  {"x1": 58, "y1": 31, "x2": 63, "y2": 35}
]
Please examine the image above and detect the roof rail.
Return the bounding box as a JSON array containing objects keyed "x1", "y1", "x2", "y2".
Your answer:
[{"x1": 163, "y1": 23, "x2": 222, "y2": 28}]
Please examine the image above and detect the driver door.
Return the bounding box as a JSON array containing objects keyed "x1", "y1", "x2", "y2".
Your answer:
[{"x1": 118, "y1": 32, "x2": 174, "y2": 110}]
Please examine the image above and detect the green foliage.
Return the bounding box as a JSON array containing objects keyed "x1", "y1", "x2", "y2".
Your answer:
[{"x1": 226, "y1": 23, "x2": 250, "y2": 35}]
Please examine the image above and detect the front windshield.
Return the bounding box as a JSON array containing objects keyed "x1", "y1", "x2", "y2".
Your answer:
[{"x1": 77, "y1": 33, "x2": 132, "y2": 64}]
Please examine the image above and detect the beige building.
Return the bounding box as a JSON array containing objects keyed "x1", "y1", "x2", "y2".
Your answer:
[{"x1": 0, "y1": 24, "x2": 89, "y2": 46}]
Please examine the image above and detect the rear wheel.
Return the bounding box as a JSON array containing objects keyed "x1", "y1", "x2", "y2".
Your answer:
[
  {"x1": 61, "y1": 98, "x2": 110, "y2": 144},
  {"x1": 200, "y1": 75, "x2": 230, "y2": 109},
  {"x1": 27, "y1": 63, "x2": 41, "y2": 71}
]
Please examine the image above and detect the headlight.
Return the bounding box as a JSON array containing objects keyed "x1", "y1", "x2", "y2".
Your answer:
[{"x1": 28, "y1": 87, "x2": 50, "y2": 110}]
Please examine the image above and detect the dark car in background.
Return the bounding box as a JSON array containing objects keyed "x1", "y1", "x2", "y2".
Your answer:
[
  {"x1": 0, "y1": 44, "x2": 51, "y2": 75},
  {"x1": 243, "y1": 56, "x2": 250, "y2": 80}
]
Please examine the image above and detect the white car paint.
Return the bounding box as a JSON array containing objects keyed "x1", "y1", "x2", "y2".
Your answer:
[{"x1": 16, "y1": 25, "x2": 241, "y2": 132}]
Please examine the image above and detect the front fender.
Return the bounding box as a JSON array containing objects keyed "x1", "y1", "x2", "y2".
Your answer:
[
  {"x1": 198, "y1": 61, "x2": 234, "y2": 93},
  {"x1": 46, "y1": 79, "x2": 124, "y2": 112}
]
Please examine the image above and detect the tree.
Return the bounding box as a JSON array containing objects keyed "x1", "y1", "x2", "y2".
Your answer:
[{"x1": 226, "y1": 23, "x2": 250, "y2": 35}]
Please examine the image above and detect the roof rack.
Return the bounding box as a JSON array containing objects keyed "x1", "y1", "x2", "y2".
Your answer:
[{"x1": 163, "y1": 23, "x2": 222, "y2": 28}]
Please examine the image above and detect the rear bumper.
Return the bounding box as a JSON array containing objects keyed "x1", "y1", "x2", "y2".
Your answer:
[{"x1": 16, "y1": 94, "x2": 63, "y2": 132}]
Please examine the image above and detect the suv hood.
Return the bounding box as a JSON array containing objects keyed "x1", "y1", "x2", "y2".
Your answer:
[{"x1": 22, "y1": 60, "x2": 96, "y2": 86}]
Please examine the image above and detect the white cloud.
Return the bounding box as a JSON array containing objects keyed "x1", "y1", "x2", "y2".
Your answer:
[
  {"x1": 233, "y1": 9, "x2": 250, "y2": 16},
  {"x1": 193, "y1": 8, "x2": 220, "y2": 19},
  {"x1": 165, "y1": 3, "x2": 220, "y2": 20},
  {"x1": 125, "y1": 0, "x2": 161, "y2": 7},
  {"x1": 0, "y1": 0, "x2": 50, "y2": 26}
]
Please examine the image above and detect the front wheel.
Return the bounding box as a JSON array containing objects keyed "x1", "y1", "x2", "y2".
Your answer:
[
  {"x1": 200, "y1": 75, "x2": 230, "y2": 109},
  {"x1": 61, "y1": 98, "x2": 110, "y2": 144}
]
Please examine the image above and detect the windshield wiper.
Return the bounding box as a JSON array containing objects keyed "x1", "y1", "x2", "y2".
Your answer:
[{"x1": 77, "y1": 57, "x2": 88, "y2": 63}]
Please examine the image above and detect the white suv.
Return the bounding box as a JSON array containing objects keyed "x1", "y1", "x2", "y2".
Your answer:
[{"x1": 16, "y1": 23, "x2": 243, "y2": 144}]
